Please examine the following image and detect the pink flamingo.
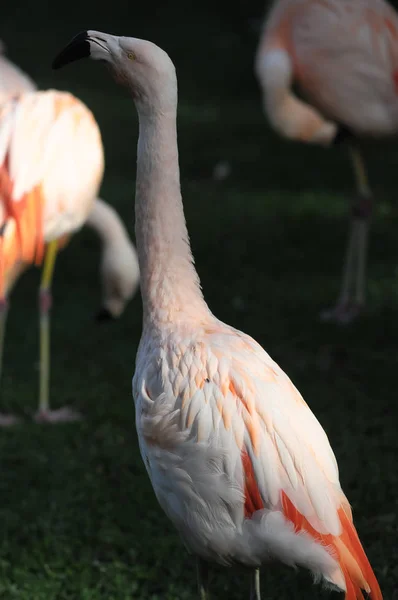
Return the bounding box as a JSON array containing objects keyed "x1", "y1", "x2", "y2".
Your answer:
[
  {"x1": 0, "y1": 90, "x2": 139, "y2": 424},
  {"x1": 255, "y1": 0, "x2": 398, "y2": 323},
  {"x1": 53, "y1": 30, "x2": 383, "y2": 599}
]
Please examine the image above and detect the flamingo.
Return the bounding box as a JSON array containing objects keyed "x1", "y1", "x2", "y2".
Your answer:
[
  {"x1": 255, "y1": 0, "x2": 398, "y2": 323},
  {"x1": 0, "y1": 89, "x2": 140, "y2": 425},
  {"x1": 53, "y1": 30, "x2": 383, "y2": 599}
]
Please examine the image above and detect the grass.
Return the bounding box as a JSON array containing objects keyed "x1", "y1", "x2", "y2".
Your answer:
[{"x1": 1, "y1": 0, "x2": 398, "y2": 597}]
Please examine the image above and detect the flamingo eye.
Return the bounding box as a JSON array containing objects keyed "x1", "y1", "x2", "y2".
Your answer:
[{"x1": 127, "y1": 52, "x2": 136, "y2": 61}]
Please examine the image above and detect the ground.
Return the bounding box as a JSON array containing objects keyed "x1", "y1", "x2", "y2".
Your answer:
[{"x1": 0, "y1": 1, "x2": 397, "y2": 598}]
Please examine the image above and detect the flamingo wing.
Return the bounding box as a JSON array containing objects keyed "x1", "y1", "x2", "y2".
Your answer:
[
  {"x1": 286, "y1": 0, "x2": 398, "y2": 135},
  {"x1": 0, "y1": 96, "x2": 46, "y2": 295},
  {"x1": 206, "y1": 323, "x2": 382, "y2": 599}
]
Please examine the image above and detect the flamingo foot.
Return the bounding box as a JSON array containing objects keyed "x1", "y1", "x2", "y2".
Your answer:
[
  {"x1": 0, "y1": 413, "x2": 21, "y2": 426},
  {"x1": 319, "y1": 302, "x2": 364, "y2": 324},
  {"x1": 34, "y1": 406, "x2": 82, "y2": 424}
]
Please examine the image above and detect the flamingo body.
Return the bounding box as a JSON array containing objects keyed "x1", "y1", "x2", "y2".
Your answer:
[
  {"x1": 0, "y1": 89, "x2": 104, "y2": 295},
  {"x1": 290, "y1": 0, "x2": 398, "y2": 136},
  {"x1": 256, "y1": 0, "x2": 398, "y2": 142},
  {"x1": 134, "y1": 319, "x2": 380, "y2": 597}
]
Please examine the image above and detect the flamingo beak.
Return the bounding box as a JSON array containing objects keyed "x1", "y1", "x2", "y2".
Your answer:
[
  {"x1": 52, "y1": 31, "x2": 91, "y2": 69},
  {"x1": 333, "y1": 125, "x2": 352, "y2": 146},
  {"x1": 94, "y1": 307, "x2": 115, "y2": 323}
]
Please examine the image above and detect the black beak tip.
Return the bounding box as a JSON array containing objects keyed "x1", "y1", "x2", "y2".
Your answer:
[
  {"x1": 95, "y1": 307, "x2": 115, "y2": 323},
  {"x1": 333, "y1": 125, "x2": 352, "y2": 147},
  {"x1": 52, "y1": 30, "x2": 90, "y2": 70}
]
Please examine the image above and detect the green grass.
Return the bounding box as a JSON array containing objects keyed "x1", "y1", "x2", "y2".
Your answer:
[{"x1": 1, "y1": 1, "x2": 398, "y2": 597}]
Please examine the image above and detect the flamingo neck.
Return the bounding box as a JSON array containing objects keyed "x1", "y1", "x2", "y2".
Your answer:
[
  {"x1": 135, "y1": 108, "x2": 209, "y2": 328},
  {"x1": 86, "y1": 197, "x2": 129, "y2": 248}
]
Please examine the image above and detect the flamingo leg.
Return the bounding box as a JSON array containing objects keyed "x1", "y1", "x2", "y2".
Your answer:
[
  {"x1": 250, "y1": 568, "x2": 261, "y2": 600},
  {"x1": 34, "y1": 240, "x2": 81, "y2": 424},
  {"x1": 336, "y1": 218, "x2": 360, "y2": 307},
  {"x1": 0, "y1": 297, "x2": 19, "y2": 425},
  {"x1": 197, "y1": 558, "x2": 210, "y2": 600},
  {"x1": 320, "y1": 145, "x2": 372, "y2": 324},
  {"x1": 355, "y1": 218, "x2": 369, "y2": 307},
  {"x1": 0, "y1": 297, "x2": 8, "y2": 386},
  {"x1": 349, "y1": 145, "x2": 372, "y2": 311}
]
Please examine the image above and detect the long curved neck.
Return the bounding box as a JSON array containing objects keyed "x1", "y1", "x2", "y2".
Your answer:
[
  {"x1": 135, "y1": 108, "x2": 208, "y2": 327},
  {"x1": 86, "y1": 197, "x2": 128, "y2": 246}
]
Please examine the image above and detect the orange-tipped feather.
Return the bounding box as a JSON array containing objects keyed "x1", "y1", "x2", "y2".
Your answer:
[
  {"x1": 0, "y1": 160, "x2": 46, "y2": 297},
  {"x1": 0, "y1": 234, "x2": 5, "y2": 298},
  {"x1": 0, "y1": 159, "x2": 24, "y2": 257},
  {"x1": 242, "y1": 449, "x2": 264, "y2": 517},
  {"x1": 281, "y1": 492, "x2": 382, "y2": 600}
]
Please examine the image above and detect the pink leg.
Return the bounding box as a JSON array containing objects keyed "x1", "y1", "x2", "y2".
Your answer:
[
  {"x1": 34, "y1": 288, "x2": 82, "y2": 424},
  {"x1": 320, "y1": 195, "x2": 372, "y2": 325}
]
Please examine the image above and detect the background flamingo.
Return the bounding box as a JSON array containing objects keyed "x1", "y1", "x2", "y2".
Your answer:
[
  {"x1": 255, "y1": 0, "x2": 398, "y2": 323},
  {"x1": 0, "y1": 89, "x2": 139, "y2": 425},
  {"x1": 53, "y1": 30, "x2": 383, "y2": 599}
]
